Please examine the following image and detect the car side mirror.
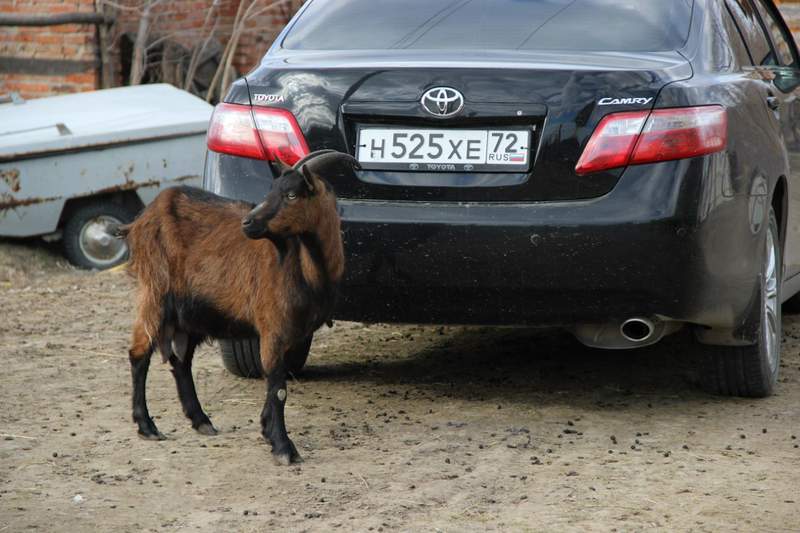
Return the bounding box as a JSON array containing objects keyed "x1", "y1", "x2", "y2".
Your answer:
[{"x1": 772, "y1": 67, "x2": 800, "y2": 93}]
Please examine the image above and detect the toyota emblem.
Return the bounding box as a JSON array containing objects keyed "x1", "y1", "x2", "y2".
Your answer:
[{"x1": 421, "y1": 87, "x2": 464, "y2": 117}]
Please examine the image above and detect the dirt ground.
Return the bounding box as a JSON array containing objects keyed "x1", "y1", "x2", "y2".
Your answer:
[{"x1": 0, "y1": 239, "x2": 798, "y2": 533}]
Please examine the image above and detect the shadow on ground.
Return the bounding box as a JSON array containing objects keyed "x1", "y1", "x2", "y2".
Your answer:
[{"x1": 303, "y1": 326, "x2": 710, "y2": 407}]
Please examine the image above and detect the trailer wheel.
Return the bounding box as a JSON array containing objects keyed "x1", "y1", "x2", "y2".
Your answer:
[
  {"x1": 63, "y1": 201, "x2": 136, "y2": 270},
  {"x1": 220, "y1": 336, "x2": 312, "y2": 378}
]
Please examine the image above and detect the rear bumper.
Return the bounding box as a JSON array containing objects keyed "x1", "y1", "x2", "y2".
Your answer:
[
  {"x1": 337, "y1": 202, "x2": 759, "y2": 330},
  {"x1": 204, "y1": 152, "x2": 764, "y2": 332}
]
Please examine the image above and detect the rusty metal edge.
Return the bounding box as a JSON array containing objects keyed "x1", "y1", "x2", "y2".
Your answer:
[{"x1": 0, "y1": 131, "x2": 208, "y2": 164}]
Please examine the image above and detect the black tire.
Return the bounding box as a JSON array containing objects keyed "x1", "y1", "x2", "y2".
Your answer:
[
  {"x1": 220, "y1": 336, "x2": 313, "y2": 379},
  {"x1": 700, "y1": 208, "x2": 781, "y2": 398},
  {"x1": 62, "y1": 201, "x2": 136, "y2": 270}
]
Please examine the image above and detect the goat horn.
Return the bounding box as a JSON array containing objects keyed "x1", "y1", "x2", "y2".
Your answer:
[
  {"x1": 291, "y1": 149, "x2": 339, "y2": 170},
  {"x1": 297, "y1": 151, "x2": 361, "y2": 174}
]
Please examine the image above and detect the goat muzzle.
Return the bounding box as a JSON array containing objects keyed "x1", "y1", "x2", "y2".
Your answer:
[{"x1": 241, "y1": 215, "x2": 262, "y2": 239}]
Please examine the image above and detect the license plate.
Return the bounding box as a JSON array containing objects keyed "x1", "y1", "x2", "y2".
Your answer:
[{"x1": 356, "y1": 127, "x2": 531, "y2": 172}]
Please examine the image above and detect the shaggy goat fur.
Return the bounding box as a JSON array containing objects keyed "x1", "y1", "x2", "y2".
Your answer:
[{"x1": 121, "y1": 151, "x2": 354, "y2": 464}]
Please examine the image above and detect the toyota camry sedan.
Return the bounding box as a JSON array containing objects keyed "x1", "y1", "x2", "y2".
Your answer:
[{"x1": 202, "y1": 0, "x2": 800, "y2": 397}]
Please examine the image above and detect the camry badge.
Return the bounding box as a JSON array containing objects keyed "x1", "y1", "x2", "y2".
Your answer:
[
  {"x1": 421, "y1": 87, "x2": 464, "y2": 117},
  {"x1": 598, "y1": 97, "x2": 653, "y2": 106}
]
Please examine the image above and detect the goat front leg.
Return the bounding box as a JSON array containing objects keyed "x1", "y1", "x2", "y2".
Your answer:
[
  {"x1": 168, "y1": 334, "x2": 217, "y2": 436},
  {"x1": 129, "y1": 321, "x2": 165, "y2": 440},
  {"x1": 259, "y1": 337, "x2": 301, "y2": 465}
]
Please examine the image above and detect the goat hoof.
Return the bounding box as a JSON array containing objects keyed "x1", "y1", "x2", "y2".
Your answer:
[
  {"x1": 271, "y1": 441, "x2": 302, "y2": 466},
  {"x1": 272, "y1": 450, "x2": 302, "y2": 466},
  {"x1": 195, "y1": 422, "x2": 218, "y2": 436},
  {"x1": 138, "y1": 429, "x2": 166, "y2": 441},
  {"x1": 272, "y1": 452, "x2": 293, "y2": 466}
]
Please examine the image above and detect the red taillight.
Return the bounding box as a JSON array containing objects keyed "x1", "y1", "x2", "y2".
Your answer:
[
  {"x1": 631, "y1": 107, "x2": 728, "y2": 164},
  {"x1": 575, "y1": 105, "x2": 727, "y2": 176},
  {"x1": 207, "y1": 103, "x2": 264, "y2": 160},
  {"x1": 206, "y1": 103, "x2": 309, "y2": 164},
  {"x1": 575, "y1": 111, "x2": 649, "y2": 176},
  {"x1": 251, "y1": 107, "x2": 310, "y2": 164}
]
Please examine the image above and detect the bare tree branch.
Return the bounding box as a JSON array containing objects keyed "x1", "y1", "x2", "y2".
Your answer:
[
  {"x1": 98, "y1": 0, "x2": 148, "y2": 13},
  {"x1": 106, "y1": 0, "x2": 297, "y2": 98},
  {"x1": 211, "y1": 0, "x2": 290, "y2": 102},
  {"x1": 97, "y1": 2, "x2": 115, "y2": 88},
  {"x1": 206, "y1": 0, "x2": 250, "y2": 102},
  {"x1": 219, "y1": 0, "x2": 260, "y2": 97},
  {"x1": 145, "y1": 27, "x2": 210, "y2": 50},
  {"x1": 184, "y1": 1, "x2": 220, "y2": 90},
  {"x1": 129, "y1": 0, "x2": 165, "y2": 85}
]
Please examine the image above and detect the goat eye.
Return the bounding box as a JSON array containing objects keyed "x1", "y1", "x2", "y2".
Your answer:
[{"x1": 286, "y1": 192, "x2": 297, "y2": 201}]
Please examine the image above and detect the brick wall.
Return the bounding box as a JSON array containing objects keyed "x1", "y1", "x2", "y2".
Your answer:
[
  {"x1": 3, "y1": 1, "x2": 800, "y2": 101},
  {"x1": 0, "y1": 0, "x2": 100, "y2": 96},
  {"x1": 0, "y1": 0, "x2": 300, "y2": 99}
]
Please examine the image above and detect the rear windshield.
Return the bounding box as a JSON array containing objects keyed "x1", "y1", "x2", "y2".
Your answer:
[{"x1": 283, "y1": 0, "x2": 694, "y2": 52}]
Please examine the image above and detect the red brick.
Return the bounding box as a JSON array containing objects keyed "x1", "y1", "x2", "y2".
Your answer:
[
  {"x1": 1, "y1": 0, "x2": 301, "y2": 99},
  {"x1": 64, "y1": 71, "x2": 96, "y2": 84}
]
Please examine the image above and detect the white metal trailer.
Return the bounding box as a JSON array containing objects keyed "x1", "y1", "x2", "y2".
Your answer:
[{"x1": 0, "y1": 84, "x2": 212, "y2": 268}]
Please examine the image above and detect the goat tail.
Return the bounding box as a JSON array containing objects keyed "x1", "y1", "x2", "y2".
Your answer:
[
  {"x1": 110, "y1": 223, "x2": 132, "y2": 240},
  {"x1": 126, "y1": 216, "x2": 171, "y2": 352}
]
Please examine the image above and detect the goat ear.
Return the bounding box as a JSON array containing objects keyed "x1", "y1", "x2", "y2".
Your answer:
[
  {"x1": 301, "y1": 165, "x2": 316, "y2": 193},
  {"x1": 274, "y1": 156, "x2": 293, "y2": 175}
]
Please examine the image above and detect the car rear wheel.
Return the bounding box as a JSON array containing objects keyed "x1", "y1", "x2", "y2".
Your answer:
[
  {"x1": 700, "y1": 207, "x2": 781, "y2": 398},
  {"x1": 219, "y1": 336, "x2": 312, "y2": 379},
  {"x1": 62, "y1": 201, "x2": 137, "y2": 270}
]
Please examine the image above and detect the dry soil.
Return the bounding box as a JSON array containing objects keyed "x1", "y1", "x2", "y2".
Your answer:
[{"x1": 1, "y1": 239, "x2": 799, "y2": 532}]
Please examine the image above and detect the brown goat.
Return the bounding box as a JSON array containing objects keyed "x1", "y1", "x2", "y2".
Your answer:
[{"x1": 120, "y1": 150, "x2": 357, "y2": 465}]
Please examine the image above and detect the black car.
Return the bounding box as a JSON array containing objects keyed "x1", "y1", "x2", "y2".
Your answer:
[{"x1": 203, "y1": 0, "x2": 800, "y2": 397}]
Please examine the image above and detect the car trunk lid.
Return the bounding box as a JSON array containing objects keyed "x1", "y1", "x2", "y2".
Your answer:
[{"x1": 243, "y1": 50, "x2": 692, "y2": 202}]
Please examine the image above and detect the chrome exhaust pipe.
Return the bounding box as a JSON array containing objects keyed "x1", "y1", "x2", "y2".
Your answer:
[
  {"x1": 572, "y1": 316, "x2": 681, "y2": 349},
  {"x1": 620, "y1": 317, "x2": 655, "y2": 342}
]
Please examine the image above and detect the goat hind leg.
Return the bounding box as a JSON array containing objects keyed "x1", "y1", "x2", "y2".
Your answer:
[
  {"x1": 168, "y1": 334, "x2": 217, "y2": 436},
  {"x1": 129, "y1": 322, "x2": 165, "y2": 440}
]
